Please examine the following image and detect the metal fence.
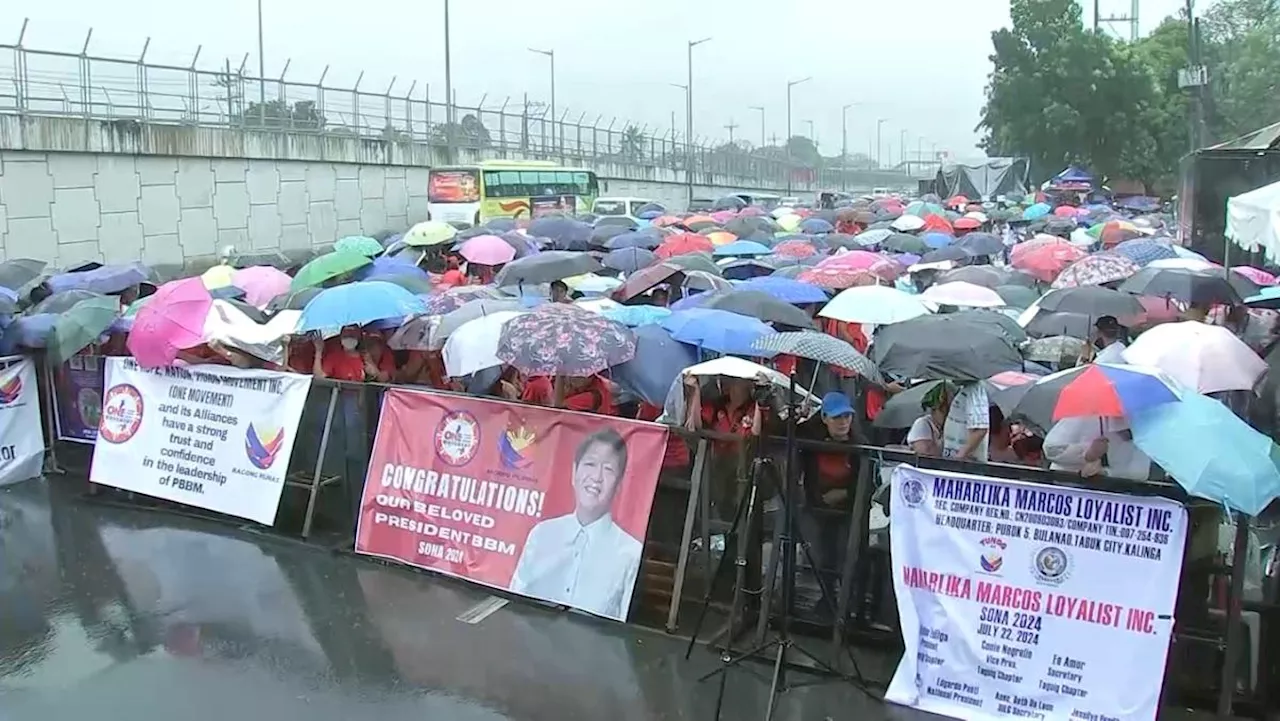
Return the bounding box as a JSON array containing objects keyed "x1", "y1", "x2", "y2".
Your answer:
[{"x1": 0, "y1": 36, "x2": 908, "y2": 190}]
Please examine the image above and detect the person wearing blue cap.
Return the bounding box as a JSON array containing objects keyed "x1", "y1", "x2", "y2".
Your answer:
[{"x1": 797, "y1": 391, "x2": 865, "y2": 612}]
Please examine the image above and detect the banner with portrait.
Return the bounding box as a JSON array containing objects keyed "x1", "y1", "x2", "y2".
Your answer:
[
  {"x1": 52, "y1": 353, "x2": 106, "y2": 442},
  {"x1": 355, "y1": 388, "x2": 668, "y2": 622}
]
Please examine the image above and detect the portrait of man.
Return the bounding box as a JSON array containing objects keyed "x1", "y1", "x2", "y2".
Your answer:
[{"x1": 509, "y1": 428, "x2": 641, "y2": 619}]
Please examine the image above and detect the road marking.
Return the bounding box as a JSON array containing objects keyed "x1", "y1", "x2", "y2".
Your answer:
[{"x1": 456, "y1": 596, "x2": 508, "y2": 624}]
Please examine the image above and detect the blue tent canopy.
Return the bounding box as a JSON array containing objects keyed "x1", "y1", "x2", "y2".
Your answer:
[{"x1": 1052, "y1": 166, "x2": 1093, "y2": 185}]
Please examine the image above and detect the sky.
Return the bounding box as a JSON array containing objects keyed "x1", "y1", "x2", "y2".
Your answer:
[{"x1": 1, "y1": 0, "x2": 1196, "y2": 163}]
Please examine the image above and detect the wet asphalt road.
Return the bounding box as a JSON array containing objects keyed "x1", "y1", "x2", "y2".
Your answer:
[{"x1": 0, "y1": 480, "x2": 920, "y2": 721}]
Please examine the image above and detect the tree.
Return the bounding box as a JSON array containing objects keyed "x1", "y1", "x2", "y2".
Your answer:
[
  {"x1": 784, "y1": 135, "x2": 821, "y2": 167},
  {"x1": 1200, "y1": 0, "x2": 1280, "y2": 140},
  {"x1": 619, "y1": 125, "x2": 646, "y2": 159},
  {"x1": 231, "y1": 99, "x2": 325, "y2": 130},
  {"x1": 430, "y1": 113, "x2": 492, "y2": 148}
]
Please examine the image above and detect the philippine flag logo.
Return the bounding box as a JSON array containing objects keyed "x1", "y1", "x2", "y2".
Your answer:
[
  {"x1": 499, "y1": 422, "x2": 537, "y2": 470},
  {"x1": 245, "y1": 423, "x2": 285, "y2": 470},
  {"x1": 0, "y1": 374, "x2": 22, "y2": 405}
]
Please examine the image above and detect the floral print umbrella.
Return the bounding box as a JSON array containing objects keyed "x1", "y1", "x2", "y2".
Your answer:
[
  {"x1": 1049, "y1": 252, "x2": 1141, "y2": 289},
  {"x1": 496, "y1": 303, "x2": 637, "y2": 376}
]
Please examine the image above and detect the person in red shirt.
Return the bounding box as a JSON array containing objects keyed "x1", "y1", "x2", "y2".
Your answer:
[
  {"x1": 636, "y1": 401, "x2": 690, "y2": 470},
  {"x1": 439, "y1": 256, "x2": 467, "y2": 288},
  {"x1": 683, "y1": 373, "x2": 762, "y2": 519},
  {"x1": 522, "y1": 374, "x2": 615, "y2": 414},
  {"x1": 311, "y1": 326, "x2": 394, "y2": 382}
]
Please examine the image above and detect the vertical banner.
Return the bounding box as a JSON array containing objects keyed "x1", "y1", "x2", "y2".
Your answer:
[
  {"x1": 355, "y1": 388, "x2": 668, "y2": 622},
  {"x1": 886, "y1": 465, "x2": 1187, "y2": 721},
  {"x1": 0, "y1": 357, "x2": 47, "y2": 487},
  {"x1": 88, "y1": 358, "x2": 312, "y2": 525},
  {"x1": 52, "y1": 354, "x2": 106, "y2": 443}
]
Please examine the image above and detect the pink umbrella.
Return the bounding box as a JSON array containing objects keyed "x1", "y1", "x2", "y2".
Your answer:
[
  {"x1": 774, "y1": 240, "x2": 817, "y2": 259},
  {"x1": 710, "y1": 210, "x2": 737, "y2": 224},
  {"x1": 127, "y1": 278, "x2": 213, "y2": 368},
  {"x1": 1011, "y1": 242, "x2": 1087, "y2": 283},
  {"x1": 798, "y1": 267, "x2": 879, "y2": 290},
  {"x1": 739, "y1": 206, "x2": 767, "y2": 217},
  {"x1": 1232, "y1": 266, "x2": 1277, "y2": 286},
  {"x1": 459, "y1": 234, "x2": 516, "y2": 266},
  {"x1": 817, "y1": 250, "x2": 882, "y2": 271},
  {"x1": 232, "y1": 266, "x2": 292, "y2": 309}
]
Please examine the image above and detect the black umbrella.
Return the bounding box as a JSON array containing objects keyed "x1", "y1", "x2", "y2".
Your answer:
[
  {"x1": 528, "y1": 217, "x2": 591, "y2": 244},
  {"x1": 883, "y1": 233, "x2": 928, "y2": 254},
  {"x1": 874, "y1": 380, "x2": 946, "y2": 428},
  {"x1": 606, "y1": 231, "x2": 662, "y2": 251},
  {"x1": 0, "y1": 259, "x2": 47, "y2": 291},
  {"x1": 957, "y1": 232, "x2": 1004, "y2": 256},
  {"x1": 1037, "y1": 286, "x2": 1144, "y2": 317},
  {"x1": 712, "y1": 196, "x2": 747, "y2": 211},
  {"x1": 224, "y1": 298, "x2": 268, "y2": 323},
  {"x1": 1117, "y1": 267, "x2": 1242, "y2": 306},
  {"x1": 824, "y1": 233, "x2": 861, "y2": 250},
  {"x1": 493, "y1": 251, "x2": 602, "y2": 287},
  {"x1": 995, "y1": 284, "x2": 1039, "y2": 309},
  {"x1": 722, "y1": 258, "x2": 777, "y2": 280},
  {"x1": 663, "y1": 253, "x2": 722, "y2": 276},
  {"x1": 589, "y1": 224, "x2": 631, "y2": 247},
  {"x1": 267, "y1": 287, "x2": 322, "y2": 312},
  {"x1": 485, "y1": 217, "x2": 518, "y2": 232},
  {"x1": 724, "y1": 216, "x2": 778, "y2": 237},
  {"x1": 614, "y1": 263, "x2": 682, "y2": 301},
  {"x1": 455, "y1": 226, "x2": 492, "y2": 241},
  {"x1": 771, "y1": 266, "x2": 806, "y2": 279},
  {"x1": 702, "y1": 290, "x2": 816, "y2": 328},
  {"x1": 1002, "y1": 270, "x2": 1040, "y2": 288},
  {"x1": 939, "y1": 265, "x2": 1005, "y2": 289},
  {"x1": 866, "y1": 220, "x2": 895, "y2": 230},
  {"x1": 603, "y1": 248, "x2": 656, "y2": 274},
  {"x1": 595, "y1": 215, "x2": 638, "y2": 230},
  {"x1": 872, "y1": 314, "x2": 1023, "y2": 381},
  {"x1": 685, "y1": 220, "x2": 721, "y2": 232},
  {"x1": 922, "y1": 246, "x2": 972, "y2": 264},
  {"x1": 1023, "y1": 310, "x2": 1092, "y2": 339},
  {"x1": 950, "y1": 308, "x2": 1028, "y2": 344},
  {"x1": 1044, "y1": 219, "x2": 1077, "y2": 238},
  {"x1": 1226, "y1": 269, "x2": 1263, "y2": 299}
]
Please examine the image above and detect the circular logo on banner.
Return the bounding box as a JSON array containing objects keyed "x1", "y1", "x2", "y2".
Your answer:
[
  {"x1": 434, "y1": 411, "x2": 480, "y2": 466},
  {"x1": 901, "y1": 477, "x2": 926, "y2": 508},
  {"x1": 99, "y1": 384, "x2": 144, "y2": 444},
  {"x1": 1033, "y1": 546, "x2": 1072, "y2": 585}
]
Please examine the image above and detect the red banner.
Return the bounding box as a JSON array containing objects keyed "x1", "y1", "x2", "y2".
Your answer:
[{"x1": 355, "y1": 388, "x2": 668, "y2": 621}]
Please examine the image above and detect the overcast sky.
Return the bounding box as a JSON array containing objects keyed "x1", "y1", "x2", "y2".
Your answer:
[{"x1": 2, "y1": 0, "x2": 1195, "y2": 162}]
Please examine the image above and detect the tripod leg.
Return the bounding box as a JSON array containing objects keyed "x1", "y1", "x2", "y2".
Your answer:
[
  {"x1": 712, "y1": 660, "x2": 728, "y2": 721},
  {"x1": 685, "y1": 469, "x2": 756, "y2": 660},
  {"x1": 667, "y1": 439, "x2": 709, "y2": 633},
  {"x1": 754, "y1": 509, "x2": 783, "y2": 644},
  {"x1": 763, "y1": 642, "x2": 787, "y2": 721},
  {"x1": 831, "y1": 457, "x2": 874, "y2": 653}
]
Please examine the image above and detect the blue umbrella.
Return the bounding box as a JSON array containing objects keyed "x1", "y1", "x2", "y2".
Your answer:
[
  {"x1": 607, "y1": 231, "x2": 662, "y2": 250},
  {"x1": 602, "y1": 305, "x2": 671, "y2": 327},
  {"x1": 662, "y1": 308, "x2": 776, "y2": 356},
  {"x1": 1113, "y1": 238, "x2": 1178, "y2": 267},
  {"x1": 799, "y1": 218, "x2": 834, "y2": 234},
  {"x1": 922, "y1": 231, "x2": 954, "y2": 249},
  {"x1": 1131, "y1": 392, "x2": 1280, "y2": 515},
  {"x1": 1023, "y1": 203, "x2": 1052, "y2": 221},
  {"x1": 603, "y1": 248, "x2": 657, "y2": 274},
  {"x1": 738, "y1": 276, "x2": 829, "y2": 304},
  {"x1": 8, "y1": 313, "x2": 56, "y2": 349},
  {"x1": 713, "y1": 240, "x2": 772, "y2": 257},
  {"x1": 358, "y1": 255, "x2": 431, "y2": 282},
  {"x1": 298, "y1": 280, "x2": 427, "y2": 334},
  {"x1": 47, "y1": 262, "x2": 150, "y2": 295},
  {"x1": 670, "y1": 291, "x2": 717, "y2": 311},
  {"x1": 613, "y1": 324, "x2": 699, "y2": 405},
  {"x1": 500, "y1": 231, "x2": 541, "y2": 258},
  {"x1": 722, "y1": 259, "x2": 777, "y2": 281}
]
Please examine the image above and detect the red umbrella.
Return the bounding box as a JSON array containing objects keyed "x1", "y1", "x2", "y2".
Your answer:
[
  {"x1": 1052, "y1": 205, "x2": 1079, "y2": 218},
  {"x1": 774, "y1": 239, "x2": 818, "y2": 258},
  {"x1": 1009, "y1": 235, "x2": 1071, "y2": 266},
  {"x1": 798, "y1": 267, "x2": 879, "y2": 290},
  {"x1": 922, "y1": 214, "x2": 953, "y2": 234},
  {"x1": 817, "y1": 250, "x2": 881, "y2": 271},
  {"x1": 655, "y1": 232, "x2": 714, "y2": 259},
  {"x1": 1011, "y1": 242, "x2": 1087, "y2": 283},
  {"x1": 953, "y1": 217, "x2": 982, "y2": 231},
  {"x1": 945, "y1": 195, "x2": 970, "y2": 208}
]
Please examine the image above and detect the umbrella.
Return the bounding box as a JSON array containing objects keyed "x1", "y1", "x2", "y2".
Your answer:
[
  {"x1": 497, "y1": 303, "x2": 637, "y2": 376},
  {"x1": 663, "y1": 253, "x2": 722, "y2": 276},
  {"x1": 526, "y1": 217, "x2": 590, "y2": 245},
  {"x1": 1232, "y1": 266, "x2": 1277, "y2": 286},
  {"x1": 722, "y1": 259, "x2": 778, "y2": 280},
  {"x1": 957, "y1": 232, "x2": 1003, "y2": 256},
  {"x1": 1123, "y1": 320, "x2": 1266, "y2": 393},
  {"x1": 1021, "y1": 335, "x2": 1086, "y2": 363},
  {"x1": 1011, "y1": 242, "x2": 1087, "y2": 283},
  {"x1": 1246, "y1": 286, "x2": 1280, "y2": 309},
  {"x1": 298, "y1": 281, "x2": 426, "y2": 334},
  {"x1": 334, "y1": 236, "x2": 384, "y2": 256},
  {"x1": 290, "y1": 250, "x2": 373, "y2": 291},
  {"x1": 1012, "y1": 363, "x2": 1182, "y2": 432},
  {"x1": 883, "y1": 232, "x2": 928, "y2": 254},
  {"x1": 459, "y1": 235, "x2": 517, "y2": 266},
  {"x1": 939, "y1": 265, "x2": 1005, "y2": 289},
  {"x1": 1130, "y1": 392, "x2": 1280, "y2": 516},
  {"x1": 1036, "y1": 285, "x2": 1144, "y2": 318},
  {"x1": 713, "y1": 240, "x2": 772, "y2": 257},
  {"x1": 603, "y1": 248, "x2": 657, "y2": 274},
  {"x1": 656, "y1": 233, "x2": 715, "y2": 259},
  {"x1": 402, "y1": 220, "x2": 459, "y2": 247},
  {"x1": 921, "y1": 246, "x2": 972, "y2": 264},
  {"x1": 702, "y1": 289, "x2": 816, "y2": 328},
  {"x1": 493, "y1": 251, "x2": 602, "y2": 287},
  {"x1": 921, "y1": 281, "x2": 1005, "y2": 308},
  {"x1": 606, "y1": 231, "x2": 662, "y2": 250},
  {"x1": 596, "y1": 216, "x2": 639, "y2": 230},
  {"x1": 564, "y1": 274, "x2": 623, "y2": 295},
  {"x1": 773, "y1": 240, "x2": 818, "y2": 259},
  {"x1": 127, "y1": 278, "x2": 214, "y2": 368},
  {"x1": 891, "y1": 215, "x2": 926, "y2": 232},
  {"x1": 704, "y1": 230, "x2": 739, "y2": 247},
  {"x1": 0, "y1": 259, "x2": 46, "y2": 293},
  {"x1": 589, "y1": 224, "x2": 631, "y2": 247},
  {"x1": 923, "y1": 214, "x2": 955, "y2": 234},
  {"x1": 265, "y1": 287, "x2": 322, "y2": 312},
  {"x1": 441, "y1": 310, "x2": 528, "y2": 378},
  {"x1": 921, "y1": 231, "x2": 954, "y2": 250},
  {"x1": 682, "y1": 271, "x2": 733, "y2": 294},
  {"x1": 47, "y1": 262, "x2": 151, "y2": 295},
  {"x1": 751, "y1": 331, "x2": 882, "y2": 383},
  {"x1": 1117, "y1": 268, "x2": 1241, "y2": 306},
  {"x1": 799, "y1": 218, "x2": 834, "y2": 234},
  {"x1": 422, "y1": 285, "x2": 506, "y2": 315},
  {"x1": 738, "y1": 276, "x2": 830, "y2": 304},
  {"x1": 951, "y1": 308, "x2": 1028, "y2": 344},
  {"x1": 1023, "y1": 203, "x2": 1052, "y2": 220},
  {"x1": 426, "y1": 298, "x2": 531, "y2": 350},
  {"x1": 31, "y1": 289, "x2": 108, "y2": 315},
  {"x1": 872, "y1": 314, "x2": 1023, "y2": 381},
  {"x1": 48, "y1": 296, "x2": 120, "y2": 364},
  {"x1": 358, "y1": 255, "x2": 432, "y2": 283},
  {"x1": 798, "y1": 267, "x2": 879, "y2": 290},
  {"x1": 1022, "y1": 310, "x2": 1093, "y2": 339},
  {"x1": 232, "y1": 266, "x2": 293, "y2": 309},
  {"x1": 712, "y1": 196, "x2": 747, "y2": 211},
  {"x1": 725, "y1": 216, "x2": 777, "y2": 237},
  {"x1": 201, "y1": 264, "x2": 236, "y2": 290},
  {"x1": 613, "y1": 263, "x2": 682, "y2": 301},
  {"x1": 611, "y1": 324, "x2": 698, "y2": 405},
  {"x1": 821, "y1": 285, "x2": 933, "y2": 325},
  {"x1": 601, "y1": 305, "x2": 672, "y2": 327},
  {"x1": 662, "y1": 308, "x2": 776, "y2": 356},
  {"x1": 906, "y1": 200, "x2": 945, "y2": 217},
  {"x1": 374, "y1": 274, "x2": 434, "y2": 295},
  {"x1": 1050, "y1": 252, "x2": 1141, "y2": 289},
  {"x1": 854, "y1": 229, "x2": 893, "y2": 247}
]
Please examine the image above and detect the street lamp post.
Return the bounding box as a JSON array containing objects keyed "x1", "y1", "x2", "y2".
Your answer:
[
  {"x1": 686, "y1": 38, "x2": 712, "y2": 207},
  {"x1": 749, "y1": 106, "x2": 765, "y2": 149},
  {"x1": 256, "y1": 0, "x2": 266, "y2": 108},
  {"x1": 841, "y1": 103, "x2": 854, "y2": 191},
  {"x1": 876, "y1": 118, "x2": 887, "y2": 169},
  {"x1": 900, "y1": 128, "x2": 907, "y2": 168},
  {"x1": 528, "y1": 48, "x2": 556, "y2": 155},
  {"x1": 785, "y1": 76, "x2": 812, "y2": 194},
  {"x1": 443, "y1": 0, "x2": 453, "y2": 126}
]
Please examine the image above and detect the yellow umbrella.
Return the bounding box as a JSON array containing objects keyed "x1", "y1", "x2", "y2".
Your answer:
[
  {"x1": 777, "y1": 214, "x2": 802, "y2": 232},
  {"x1": 403, "y1": 220, "x2": 459, "y2": 247},
  {"x1": 201, "y1": 264, "x2": 236, "y2": 289},
  {"x1": 705, "y1": 231, "x2": 738, "y2": 247}
]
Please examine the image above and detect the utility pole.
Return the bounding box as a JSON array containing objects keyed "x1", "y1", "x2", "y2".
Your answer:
[
  {"x1": 256, "y1": 0, "x2": 266, "y2": 108},
  {"x1": 785, "y1": 77, "x2": 812, "y2": 194},
  {"x1": 749, "y1": 106, "x2": 765, "y2": 148},
  {"x1": 528, "y1": 48, "x2": 555, "y2": 154},
  {"x1": 1184, "y1": 0, "x2": 1206, "y2": 152},
  {"x1": 443, "y1": 0, "x2": 453, "y2": 126},
  {"x1": 876, "y1": 118, "x2": 887, "y2": 169},
  {"x1": 725, "y1": 118, "x2": 738, "y2": 144},
  {"x1": 686, "y1": 38, "x2": 712, "y2": 207},
  {"x1": 841, "y1": 104, "x2": 853, "y2": 192},
  {"x1": 900, "y1": 129, "x2": 907, "y2": 168}
]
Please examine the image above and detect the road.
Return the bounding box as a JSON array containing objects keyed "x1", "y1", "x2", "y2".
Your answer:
[{"x1": 0, "y1": 480, "x2": 915, "y2": 721}]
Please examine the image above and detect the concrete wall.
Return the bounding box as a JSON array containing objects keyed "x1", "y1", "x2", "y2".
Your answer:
[{"x1": 0, "y1": 114, "x2": 911, "y2": 267}]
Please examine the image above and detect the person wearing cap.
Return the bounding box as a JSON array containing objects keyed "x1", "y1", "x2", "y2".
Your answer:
[
  {"x1": 1085, "y1": 316, "x2": 1127, "y2": 364},
  {"x1": 799, "y1": 392, "x2": 865, "y2": 598}
]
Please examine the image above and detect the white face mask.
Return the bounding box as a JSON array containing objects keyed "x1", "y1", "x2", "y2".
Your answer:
[{"x1": 340, "y1": 337, "x2": 359, "y2": 351}]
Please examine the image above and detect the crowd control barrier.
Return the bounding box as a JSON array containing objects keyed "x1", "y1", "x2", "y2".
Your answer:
[{"x1": 36, "y1": 355, "x2": 1276, "y2": 719}]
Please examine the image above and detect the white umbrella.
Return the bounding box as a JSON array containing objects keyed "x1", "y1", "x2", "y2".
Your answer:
[
  {"x1": 820, "y1": 285, "x2": 935, "y2": 325},
  {"x1": 441, "y1": 310, "x2": 527, "y2": 378},
  {"x1": 1146, "y1": 257, "x2": 1217, "y2": 272},
  {"x1": 772, "y1": 207, "x2": 799, "y2": 219},
  {"x1": 921, "y1": 281, "x2": 1006, "y2": 308},
  {"x1": 891, "y1": 215, "x2": 926, "y2": 232},
  {"x1": 1122, "y1": 320, "x2": 1266, "y2": 394},
  {"x1": 681, "y1": 356, "x2": 820, "y2": 407}
]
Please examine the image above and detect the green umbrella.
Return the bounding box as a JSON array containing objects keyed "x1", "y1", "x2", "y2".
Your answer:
[
  {"x1": 334, "y1": 235, "x2": 384, "y2": 257},
  {"x1": 905, "y1": 200, "x2": 945, "y2": 218},
  {"x1": 49, "y1": 296, "x2": 120, "y2": 364},
  {"x1": 290, "y1": 251, "x2": 373, "y2": 291},
  {"x1": 122, "y1": 296, "x2": 151, "y2": 318},
  {"x1": 402, "y1": 221, "x2": 459, "y2": 247}
]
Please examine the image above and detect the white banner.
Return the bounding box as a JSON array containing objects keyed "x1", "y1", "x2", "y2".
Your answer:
[
  {"x1": 887, "y1": 465, "x2": 1186, "y2": 721},
  {"x1": 0, "y1": 356, "x2": 47, "y2": 487},
  {"x1": 89, "y1": 358, "x2": 312, "y2": 525}
]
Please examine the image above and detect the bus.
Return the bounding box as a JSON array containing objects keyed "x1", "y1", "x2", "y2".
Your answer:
[{"x1": 426, "y1": 160, "x2": 600, "y2": 226}]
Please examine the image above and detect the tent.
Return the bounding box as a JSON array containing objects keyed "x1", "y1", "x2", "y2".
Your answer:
[
  {"x1": 932, "y1": 158, "x2": 1030, "y2": 202},
  {"x1": 1226, "y1": 179, "x2": 1280, "y2": 261},
  {"x1": 1050, "y1": 166, "x2": 1093, "y2": 188}
]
